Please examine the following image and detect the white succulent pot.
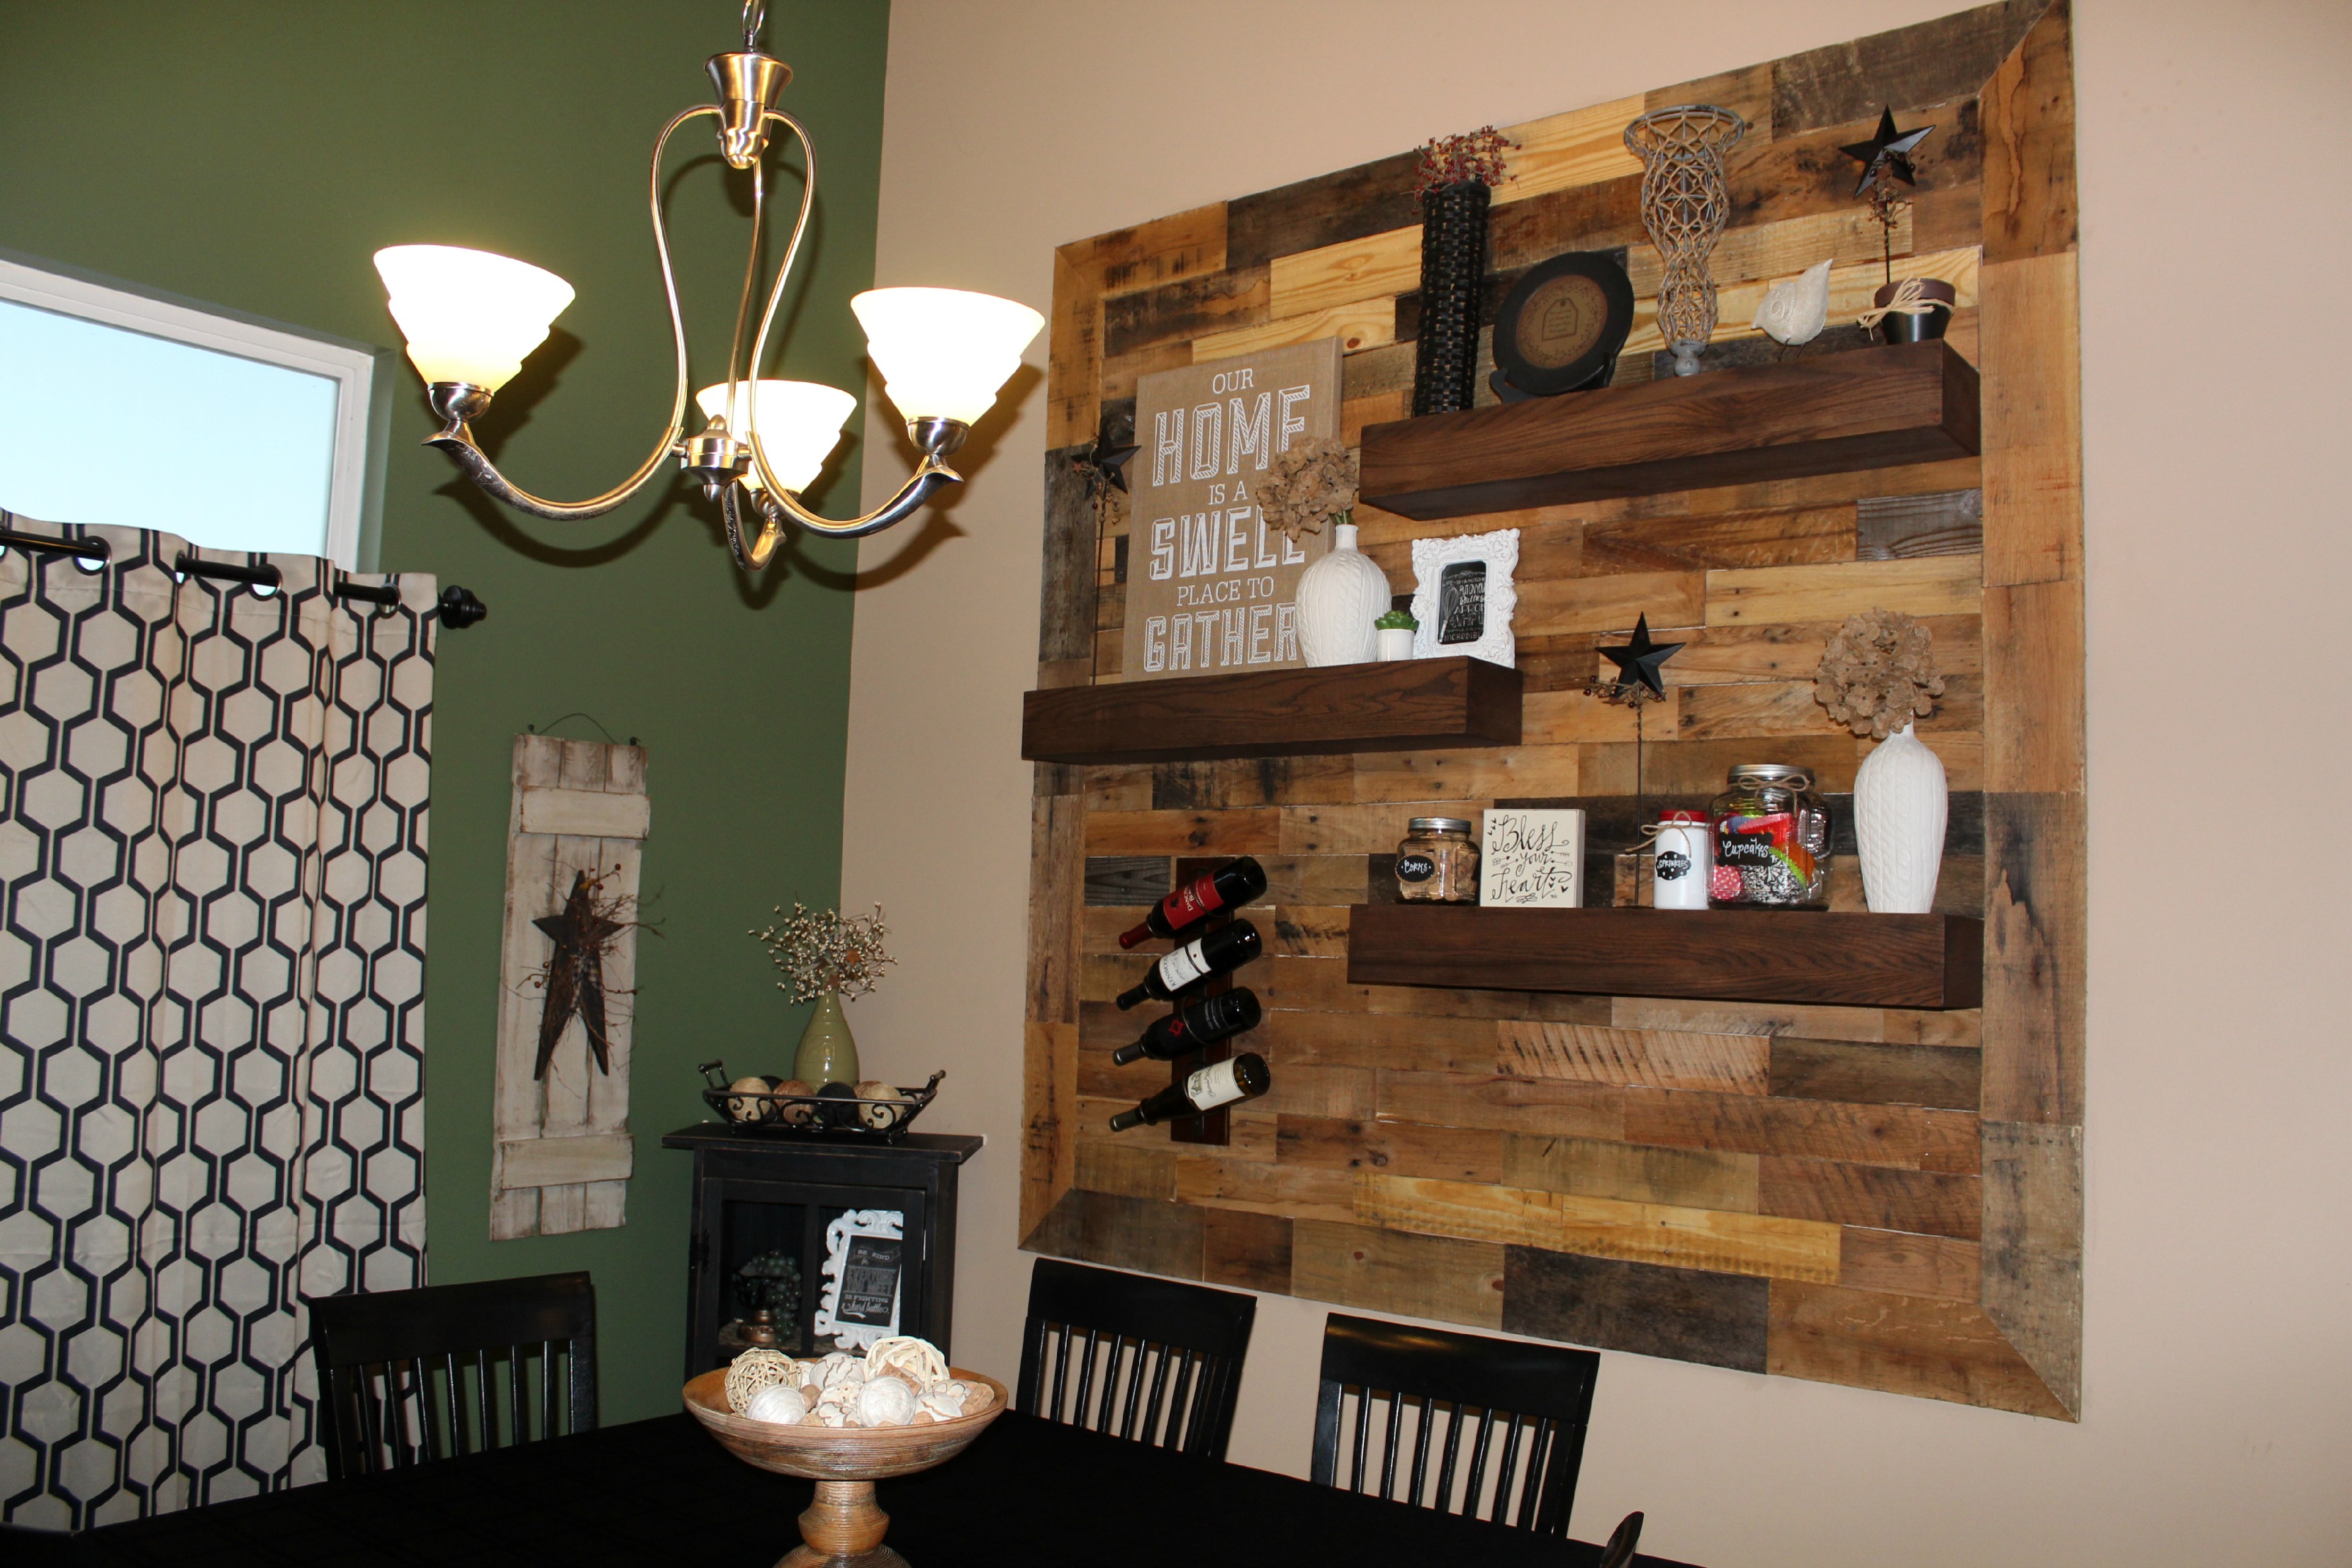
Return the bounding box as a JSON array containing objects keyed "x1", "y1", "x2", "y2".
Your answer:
[
  {"x1": 1854, "y1": 722, "x2": 1948, "y2": 914},
  {"x1": 1375, "y1": 626, "x2": 1416, "y2": 661},
  {"x1": 1294, "y1": 522, "x2": 1391, "y2": 666}
]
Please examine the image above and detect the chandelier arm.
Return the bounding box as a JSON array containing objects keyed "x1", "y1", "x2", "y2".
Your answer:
[
  {"x1": 734, "y1": 109, "x2": 966, "y2": 542},
  {"x1": 423, "y1": 106, "x2": 713, "y2": 522},
  {"x1": 720, "y1": 135, "x2": 766, "y2": 397},
  {"x1": 720, "y1": 478, "x2": 780, "y2": 571}
]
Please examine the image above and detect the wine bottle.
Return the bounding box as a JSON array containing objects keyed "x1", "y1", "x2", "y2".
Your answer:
[
  {"x1": 1114, "y1": 919, "x2": 1262, "y2": 1010},
  {"x1": 1118, "y1": 856, "x2": 1269, "y2": 948},
  {"x1": 1108, "y1": 1052, "x2": 1270, "y2": 1131},
  {"x1": 1110, "y1": 988, "x2": 1262, "y2": 1065}
]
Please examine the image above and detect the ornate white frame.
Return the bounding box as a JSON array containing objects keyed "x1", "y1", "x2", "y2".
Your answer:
[
  {"x1": 1409, "y1": 527, "x2": 1521, "y2": 666},
  {"x1": 812, "y1": 1207, "x2": 905, "y2": 1352}
]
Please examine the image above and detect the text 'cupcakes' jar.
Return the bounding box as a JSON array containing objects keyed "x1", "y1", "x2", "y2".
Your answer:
[
  {"x1": 1708, "y1": 765, "x2": 1831, "y2": 909},
  {"x1": 1396, "y1": 817, "x2": 1479, "y2": 902}
]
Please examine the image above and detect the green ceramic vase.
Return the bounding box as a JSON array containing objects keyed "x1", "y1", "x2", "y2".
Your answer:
[{"x1": 793, "y1": 990, "x2": 860, "y2": 1087}]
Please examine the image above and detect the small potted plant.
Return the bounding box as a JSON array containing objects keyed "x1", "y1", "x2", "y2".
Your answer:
[{"x1": 1374, "y1": 607, "x2": 1418, "y2": 661}]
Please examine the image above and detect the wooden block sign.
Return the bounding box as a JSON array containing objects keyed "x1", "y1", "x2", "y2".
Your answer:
[
  {"x1": 1120, "y1": 337, "x2": 1342, "y2": 681},
  {"x1": 490, "y1": 734, "x2": 650, "y2": 1241},
  {"x1": 1481, "y1": 808, "x2": 1586, "y2": 908}
]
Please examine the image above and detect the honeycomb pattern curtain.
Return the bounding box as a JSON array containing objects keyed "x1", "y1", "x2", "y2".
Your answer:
[{"x1": 0, "y1": 514, "x2": 433, "y2": 1527}]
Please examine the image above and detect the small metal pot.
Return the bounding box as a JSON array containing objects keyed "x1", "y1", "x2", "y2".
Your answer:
[{"x1": 1871, "y1": 277, "x2": 1956, "y2": 343}]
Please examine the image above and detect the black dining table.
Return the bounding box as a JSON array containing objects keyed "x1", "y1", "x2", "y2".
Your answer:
[{"x1": 76, "y1": 1408, "x2": 1698, "y2": 1566}]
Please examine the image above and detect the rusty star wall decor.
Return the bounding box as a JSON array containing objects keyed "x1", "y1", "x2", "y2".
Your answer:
[{"x1": 533, "y1": 868, "x2": 624, "y2": 1079}]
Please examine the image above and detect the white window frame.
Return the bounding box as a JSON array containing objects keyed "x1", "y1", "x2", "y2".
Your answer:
[{"x1": 0, "y1": 251, "x2": 383, "y2": 569}]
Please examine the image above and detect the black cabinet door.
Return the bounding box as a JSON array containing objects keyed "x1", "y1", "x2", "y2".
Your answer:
[{"x1": 685, "y1": 1175, "x2": 932, "y2": 1377}]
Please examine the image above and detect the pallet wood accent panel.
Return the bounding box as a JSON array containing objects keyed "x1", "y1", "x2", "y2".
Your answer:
[
  {"x1": 1360, "y1": 340, "x2": 1979, "y2": 520},
  {"x1": 1021, "y1": 656, "x2": 1523, "y2": 764},
  {"x1": 1024, "y1": 0, "x2": 2083, "y2": 1418},
  {"x1": 1349, "y1": 905, "x2": 1983, "y2": 1009}
]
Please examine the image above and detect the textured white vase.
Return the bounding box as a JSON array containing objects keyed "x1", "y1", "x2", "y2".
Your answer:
[
  {"x1": 1294, "y1": 521, "x2": 1391, "y2": 666},
  {"x1": 1854, "y1": 722, "x2": 1948, "y2": 914}
]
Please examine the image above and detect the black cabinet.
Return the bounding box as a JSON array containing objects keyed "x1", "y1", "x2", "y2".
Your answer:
[{"x1": 661, "y1": 1124, "x2": 983, "y2": 1380}]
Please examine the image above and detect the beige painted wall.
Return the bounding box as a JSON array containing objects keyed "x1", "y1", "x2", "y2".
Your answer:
[{"x1": 843, "y1": 3, "x2": 2352, "y2": 1561}]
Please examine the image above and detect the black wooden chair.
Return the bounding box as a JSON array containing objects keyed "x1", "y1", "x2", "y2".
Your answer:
[
  {"x1": 306, "y1": 1271, "x2": 597, "y2": 1479},
  {"x1": 1016, "y1": 1258, "x2": 1256, "y2": 1461},
  {"x1": 1311, "y1": 1313, "x2": 1601, "y2": 1537},
  {"x1": 0, "y1": 1523, "x2": 74, "y2": 1564}
]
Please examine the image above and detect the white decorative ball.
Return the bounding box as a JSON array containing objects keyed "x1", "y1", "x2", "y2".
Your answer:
[
  {"x1": 724, "y1": 1348, "x2": 796, "y2": 1413},
  {"x1": 745, "y1": 1384, "x2": 808, "y2": 1426},
  {"x1": 854, "y1": 1376, "x2": 918, "y2": 1427}
]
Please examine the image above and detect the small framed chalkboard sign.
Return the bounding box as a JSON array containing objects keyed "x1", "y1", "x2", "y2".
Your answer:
[
  {"x1": 814, "y1": 1208, "x2": 905, "y2": 1351},
  {"x1": 1409, "y1": 529, "x2": 1521, "y2": 666}
]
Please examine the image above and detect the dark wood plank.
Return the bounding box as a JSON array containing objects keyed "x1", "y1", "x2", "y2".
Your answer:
[
  {"x1": 1360, "y1": 342, "x2": 1981, "y2": 522},
  {"x1": 1981, "y1": 792, "x2": 2083, "y2": 1124},
  {"x1": 1224, "y1": 150, "x2": 1423, "y2": 271},
  {"x1": 1621, "y1": 1087, "x2": 1980, "y2": 1174},
  {"x1": 1083, "y1": 856, "x2": 1170, "y2": 908},
  {"x1": 1102, "y1": 265, "x2": 1269, "y2": 359},
  {"x1": 1768, "y1": 1279, "x2": 2071, "y2": 1419},
  {"x1": 1489, "y1": 174, "x2": 1647, "y2": 271},
  {"x1": 1038, "y1": 444, "x2": 1099, "y2": 663},
  {"x1": 1503, "y1": 1245, "x2": 1769, "y2": 1372},
  {"x1": 1347, "y1": 905, "x2": 1984, "y2": 1011},
  {"x1": 1202, "y1": 1207, "x2": 1294, "y2": 1294},
  {"x1": 1837, "y1": 1226, "x2": 1983, "y2": 1299},
  {"x1": 1856, "y1": 488, "x2": 1985, "y2": 559},
  {"x1": 1758, "y1": 1155, "x2": 1981, "y2": 1240},
  {"x1": 1582, "y1": 503, "x2": 1857, "y2": 575},
  {"x1": 1769, "y1": 0, "x2": 2047, "y2": 133},
  {"x1": 1769, "y1": 1037, "x2": 1981, "y2": 1110},
  {"x1": 1725, "y1": 101, "x2": 1984, "y2": 235},
  {"x1": 1025, "y1": 1188, "x2": 1206, "y2": 1282},
  {"x1": 1980, "y1": 0, "x2": 2078, "y2": 263},
  {"x1": 1979, "y1": 1118, "x2": 2082, "y2": 1411},
  {"x1": 1021, "y1": 657, "x2": 1523, "y2": 766}
]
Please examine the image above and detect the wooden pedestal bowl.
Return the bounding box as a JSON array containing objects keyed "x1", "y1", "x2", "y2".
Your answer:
[{"x1": 684, "y1": 1367, "x2": 1008, "y2": 1567}]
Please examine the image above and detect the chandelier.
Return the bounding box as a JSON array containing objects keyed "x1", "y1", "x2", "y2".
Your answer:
[{"x1": 371, "y1": 3, "x2": 1041, "y2": 569}]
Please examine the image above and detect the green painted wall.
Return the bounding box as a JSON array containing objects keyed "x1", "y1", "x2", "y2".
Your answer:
[{"x1": 0, "y1": 0, "x2": 890, "y2": 1422}]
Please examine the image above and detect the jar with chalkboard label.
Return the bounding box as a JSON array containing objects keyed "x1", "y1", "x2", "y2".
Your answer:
[
  {"x1": 1395, "y1": 817, "x2": 1479, "y2": 902},
  {"x1": 1708, "y1": 766, "x2": 1830, "y2": 909},
  {"x1": 1651, "y1": 809, "x2": 1713, "y2": 910}
]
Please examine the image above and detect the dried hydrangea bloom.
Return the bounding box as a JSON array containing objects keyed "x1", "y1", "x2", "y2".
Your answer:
[
  {"x1": 1260, "y1": 436, "x2": 1360, "y2": 539},
  {"x1": 1814, "y1": 608, "x2": 1947, "y2": 739}
]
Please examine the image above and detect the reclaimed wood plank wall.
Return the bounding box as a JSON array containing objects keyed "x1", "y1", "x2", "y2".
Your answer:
[{"x1": 1024, "y1": 0, "x2": 2083, "y2": 1418}]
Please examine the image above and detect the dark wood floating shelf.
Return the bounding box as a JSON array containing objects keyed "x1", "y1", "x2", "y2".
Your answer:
[
  {"x1": 1021, "y1": 656, "x2": 1521, "y2": 766},
  {"x1": 1348, "y1": 902, "x2": 1983, "y2": 1010},
  {"x1": 1360, "y1": 340, "x2": 1981, "y2": 521}
]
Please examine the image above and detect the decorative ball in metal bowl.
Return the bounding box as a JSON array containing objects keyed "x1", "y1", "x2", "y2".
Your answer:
[{"x1": 684, "y1": 1365, "x2": 1007, "y2": 1565}]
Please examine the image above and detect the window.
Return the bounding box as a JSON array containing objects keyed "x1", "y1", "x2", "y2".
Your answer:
[{"x1": 0, "y1": 250, "x2": 386, "y2": 569}]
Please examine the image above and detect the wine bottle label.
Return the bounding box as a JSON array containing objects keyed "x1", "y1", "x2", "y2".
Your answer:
[
  {"x1": 1165, "y1": 874, "x2": 1224, "y2": 927},
  {"x1": 1184, "y1": 1058, "x2": 1248, "y2": 1111},
  {"x1": 1396, "y1": 853, "x2": 1437, "y2": 883},
  {"x1": 1158, "y1": 936, "x2": 1212, "y2": 992}
]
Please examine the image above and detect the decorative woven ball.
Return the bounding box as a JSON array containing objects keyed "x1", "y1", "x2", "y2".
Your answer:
[
  {"x1": 724, "y1": 1347, "x2": 797, "y2": 1412},
  {"x1": 744, "y1": 1382, "x2": 808, "y2": 1426},
  {"x1": 855, "y1": 1081, "x2": 908, "y2": 1130},
  {"x1": 726, "y1": 1076, "x2": 783, "y2": 1124},
  {"x1": 773, "y1": 1078, "x2": 816, "y2": 1126}
]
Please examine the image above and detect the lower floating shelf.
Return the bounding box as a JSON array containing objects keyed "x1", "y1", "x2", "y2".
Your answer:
[{"x1": 1347, "y1": 902, "x2": 1983, "y2": 1010}]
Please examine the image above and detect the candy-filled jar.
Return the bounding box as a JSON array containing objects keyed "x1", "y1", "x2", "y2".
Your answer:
[{"x1": 1708, "y1": 765, "x2": 1831, "y2": 909}]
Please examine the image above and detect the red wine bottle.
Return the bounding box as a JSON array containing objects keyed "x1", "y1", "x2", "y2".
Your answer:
[
  {"x1": 1110, "y1": 988, "x2": 1262, "y2": 1066},
  {"x1": 1118, "y1": 856, "x2": 1268, "y2": 948},
  {"x1": 1114, "y1": 919, "x2": 1262, "y2": 1010},
  {"x1": 1108, "y1": 1052, "x2": 1270, "y2": 1131}
]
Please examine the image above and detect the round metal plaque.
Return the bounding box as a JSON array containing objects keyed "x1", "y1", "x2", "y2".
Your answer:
[{"x1": 1492, "y1": 251, "x2": 1635, "y2": 396}]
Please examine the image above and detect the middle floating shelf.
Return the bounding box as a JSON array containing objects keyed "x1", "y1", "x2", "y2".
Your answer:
[
  {"x1": 1359, "y1": 338, "x2": 1981, "y2": 521},
  {"x1": 1348, "y1": 902, "x2": 1983, "y2": 1010},
  {"x1": 1020, "y1": 655, "x2": 1522, "y2": 766}
]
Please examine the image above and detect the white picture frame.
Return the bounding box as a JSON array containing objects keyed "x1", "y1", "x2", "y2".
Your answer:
[
  {"x1": 1479, "y1": 807, "x2": 1587, "y2": 908},
  {"x1": 1409, "y1": 528, "x2": 1521, "y2": 666},
  {"x1": 813, "y1": 1207, "x2": 905, "y2": 1352}
]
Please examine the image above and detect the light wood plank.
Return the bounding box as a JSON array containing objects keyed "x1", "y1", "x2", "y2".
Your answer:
[
  {"x1": 1075, "y1": 1141, "x2": 1177, "y2": 1202},
  {"x1": 1375, "y1": 1069, "x2": 1623, "y2": 1138},
  {"x1": 1501, "y1": 1132, "x2": 1760, "y2": 1211},
  {"x1": 1277, "y1": 801, "x2": 1486, "y2": 856},
  {"x1": 1194, "y1": 299, "x2": 1394, "y2": 362},
  {"x1": 1277, "y1": 1114, "x2": 1504, "y2": 1185},
  {"x1": 1085, "y1": 807, "x2": 1281, "y2": 855},
  {"x1": 1291, "y1": 1220, "x2": 1506, "y2": 1329},
  {"x1": 1268, "y1": 225, "x2": 1422, "y2": 319},
  {"x1": 1769, "y1": 1280, "x2": 2071, "y2": 1420},
  {"x1": 1499, "y1": 1022, "x2": 1770, "y2": 1094},
  {"x1": 1497, "y1": 94, "x2": 1647, "y2": 201},
  {"x1": 517, "y1": 785, "x2": 650, "y2": 840},
  {"x1": 1978, "y1": 252, "x2": 2083, "y2": 586},
  {"x1": 496, "y1": 1133, "x2": 634, "y2": 1189},
  {"x1": 1706, "y1": 556, "x2": 1983, "y2": 627},
  {"x1": 1175, "y1": 1156, "x2": 1356, "y2": 1223}
]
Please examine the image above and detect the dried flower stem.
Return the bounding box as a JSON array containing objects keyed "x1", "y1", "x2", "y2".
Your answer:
[{"x1": 753, "y1": 904, "x2": 896, "y2": 1006}]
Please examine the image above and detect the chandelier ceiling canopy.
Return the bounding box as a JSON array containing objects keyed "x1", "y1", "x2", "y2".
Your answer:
[{"x1": 372, "y1": 2, "x2": 1042, "y2": 570}]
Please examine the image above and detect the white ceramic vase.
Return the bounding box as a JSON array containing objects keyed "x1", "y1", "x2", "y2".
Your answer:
[
  {"x1": 1854, "y1": 722, "x2": 1948, "y2": 914},
  {"x1": 1295, "y1": 521, "x2": 1391, "y2": 666}
]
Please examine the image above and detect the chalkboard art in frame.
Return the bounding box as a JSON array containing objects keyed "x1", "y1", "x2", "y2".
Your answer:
[
  {"x1": 814, "y1": 1208, "x2": 905, "y2": 1351},
  {"x1": 1409, "y1": 529, "x2": 1520, "y2": 666}
]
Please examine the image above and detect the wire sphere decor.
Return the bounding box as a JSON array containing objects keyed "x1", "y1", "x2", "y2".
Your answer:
[{"x1": 1624, "y1": 105, "x2": 1749, "y2": 376}]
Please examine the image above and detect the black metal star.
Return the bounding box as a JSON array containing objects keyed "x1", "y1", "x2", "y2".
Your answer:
[
  {"x1": 1600, "y1": 613, "x2": 1684, "y2": 699},
  {"x1": 533, "y1": 869, "x2": 624, "y2": 1079},
  {"x1": 1841, "y1": 106, "x2": 1935, "y2": 197},
  {"x1": 1083, "y1": 426, "x2": 1140, "y2": 494}
]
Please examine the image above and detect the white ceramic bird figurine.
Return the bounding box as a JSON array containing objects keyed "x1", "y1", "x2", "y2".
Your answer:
[{"x1": 1754, "y1": 258, "x2": 1833, "y2": 345}]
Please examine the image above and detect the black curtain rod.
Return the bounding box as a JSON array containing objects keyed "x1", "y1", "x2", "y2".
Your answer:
[{"x1": 0, "y1": 531, "x2": 486, "y2": 627}]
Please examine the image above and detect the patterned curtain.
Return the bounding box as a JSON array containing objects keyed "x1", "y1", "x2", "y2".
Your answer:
[{"x1": 0, "y1": 515, "x2": 434, "y2": 1528}]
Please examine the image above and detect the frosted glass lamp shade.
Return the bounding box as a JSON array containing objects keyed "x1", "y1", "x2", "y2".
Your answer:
[
  {"x1": 374, "y1": 245, "x2": 575, "y2": 392},
  {"x1": 696, "y1": 379, "x2": 855, "y2": 493},
  {"x1": 851, "y1": 286, "x2": 1043, "y2": 426}
]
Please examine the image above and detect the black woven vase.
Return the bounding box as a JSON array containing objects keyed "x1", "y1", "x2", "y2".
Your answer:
[{"x1": 1411, "y1": 181, "x2": 1491, "y2": 416}]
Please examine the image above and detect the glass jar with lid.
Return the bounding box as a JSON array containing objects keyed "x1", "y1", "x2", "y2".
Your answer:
[
  {"x1": 1395, "y1": 817, "x2": 1479, "y2": 902},
  {"x1": 1708, "y1": 765, "x2": 1831, "y2": 909}
]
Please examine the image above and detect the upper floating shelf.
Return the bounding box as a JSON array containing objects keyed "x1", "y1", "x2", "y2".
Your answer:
[
  {"x1": 1021, "y1": 655, "x2": 1521, "y2": 766},
  {"x1": 1359, "y1": 340, "x2": 1981, "y2": 521}
]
